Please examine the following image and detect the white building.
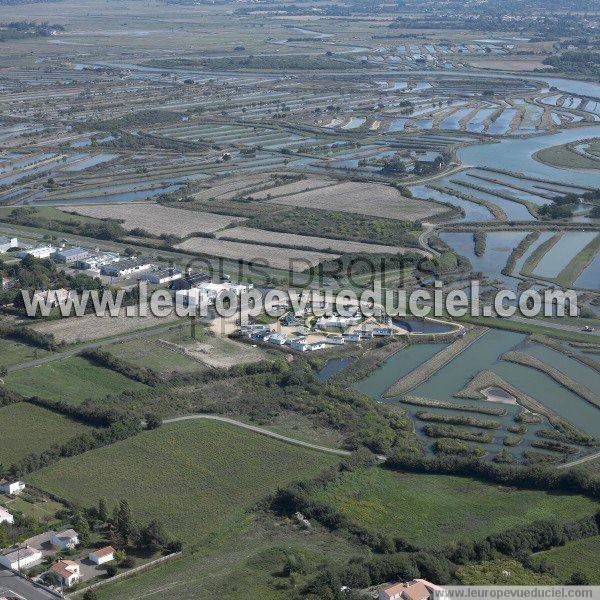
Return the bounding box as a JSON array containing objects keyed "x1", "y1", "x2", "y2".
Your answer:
[
  {"x1": 101, "y1": 258, "x2": 154, "y2": 278},
  {"x1": 140, "y1": 268, "x2": 183, "y2": 285},
  {"x1": 52, "y1": 247, "x2": 91, "y2": 264},
  {"x1": 0, "y1": 480, "x2": 25, "y2": 495},
  {"x1": 316, "y1": 315, "x2": 361, "y2": 329},
  {"x1": 74, "y1": 251, "x2": 120, "y2": 271},
  {"x1": 50, "y1": 529, "x2": 79, "y2": 550},
  {"x1": 0, "y1": 236, "x2": 18, "y2": 254},
  {"x1": 88, "y1": 546, "x2": 116, "y2": 565},
  {"x1": 17, "y1": 246, "x2": 55, "y2": 259},
  {"x1": 50, "y1": 560, "x2": 80, "y2": 587},
  {"x1": 0, "y1": 506, "x2": 14, "y2": 525},
  {"x1": 289, "y1": 338, "x2": 310, "y2": 352},
  {"x1": 0, "y1": 546, "x2": 42, "y2": 570}
]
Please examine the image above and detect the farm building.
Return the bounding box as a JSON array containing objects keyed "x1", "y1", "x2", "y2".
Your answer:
[
  {"x1": 0, "y1": 236, "x2": 18, "y2": 253},
  {"x1": 50, "y1": 559, "x2": 80, "y2": 587},
  {"x1": 0, "y1": 479, "x2": 25, "y2": 495},
  {"x1": 0, "y1": 546, "x2": 42, "y2": 570},
  {"x1": 16, "y1": 245, "x2": 55, "y2": 259},
  {"x1": 89, "y1": 546, "x2": 116, "y2": 565},
  {"x1": 50, "y1": 529, "x2": 79, "y2": 550},
  {"x1": 0, "y1": 506, "x2": 13, "y2": 525}
]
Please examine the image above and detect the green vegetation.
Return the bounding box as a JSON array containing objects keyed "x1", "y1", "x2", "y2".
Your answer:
[
  {"x1": 530, "y1": 535, "x2": 600, "y2": 584},
  {"x1": 554, "y1": 233, "x2": 600, "y2": 287},
  {"x1": 3, "y1": 355, "x2": 149, "y2": 403},
  {"x1": 250, "y1": 207, "x2": 420, "y2": 247},
  {"x1": 310, "y1": 467, "x2": 596, "y2": 547},
  {"x1": 0, "y1": 402, "x2": 96, "y2": 464},
  {"x1": 456, "y1": 559, "x2": 557, "y2": 585},
  {"x1": 29, "y1": 419, "x2": 339, "y2": 544},
  {"x1": 0, "y1": 337, "x2": 50, "y2": 369}
]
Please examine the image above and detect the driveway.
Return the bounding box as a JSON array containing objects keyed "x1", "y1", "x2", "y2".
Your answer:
[{"x1": 0, "y1": 567, "x2": 58, "y2": 600}]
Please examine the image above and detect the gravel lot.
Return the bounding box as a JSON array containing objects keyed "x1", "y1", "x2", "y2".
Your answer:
[
  {"x1": 265, "y1": 181, "x2": 444, "y2": 220},
  {"x1": 175, "y1": 237, "x2": 338, "y2": 270},
  {"x1": 63, "y1": 202, "x2": 244, "y2": 236}
]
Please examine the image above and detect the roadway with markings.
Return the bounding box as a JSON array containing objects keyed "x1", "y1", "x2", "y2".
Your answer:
[{"x1": 0, "y1": 567, "x2": 58, "y2": 600}]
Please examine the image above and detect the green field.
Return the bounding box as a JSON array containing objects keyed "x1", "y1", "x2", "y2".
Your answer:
[
  {"x1": 0, "y1": 337, "x2": 51, "y2": 369},
  {"x1": 311, "y1": 467, "x2": 598, "y2": 548},
  {"x1": 530, "y1": 536, "x2": 600, "y2": 584},
  {"x1": 0, "y1": 402, "x2": 97, "y2": 465},
  {"x1": 29, "y1": 420, "x2": 339, "y2": 544},
  {"x1": 104, "y1": 337, "x2": 203, "y2": 373},
  {"x1": 3, "y1": 355, "x2": 149, "y2": 403},
  {"x1": 534, "y1": 144, "x2": 600, "y2": 171}
]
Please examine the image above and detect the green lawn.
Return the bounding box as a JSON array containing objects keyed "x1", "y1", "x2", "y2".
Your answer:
[
  {"x1": 0, "y1": 402, "x2": 97, "y2": 465},
  {"x1": 3, "y1": 355, "x2": 149, "y2": 403},
  {"x1": 0, "y1": 337, "x2": 51, "y2": 369},
  {"x1": 311, "y1": 467, "x2": 598, "y2": 548},
  {"x1": 29, "y1": 420, "x2": 339, "y2": 545},
  {"x1": 530, "y1": 535, "x2": 600, "y2": 584}
]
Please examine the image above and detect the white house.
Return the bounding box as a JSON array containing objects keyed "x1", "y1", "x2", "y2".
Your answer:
[
  {"x1": 74, "y1": 251, "x2": 120, "y2": 271},
  {"x1": 310, "y1": 342, "x2": 327, "y2": 351},
  {"x1": 50, "y1": 529, "x2": 79, "y2": 550},
  {"x1": 0, "y1": 236, "x2": 18, "y2": 253},
  {"x1": 0, "y1": 506, "x2": 14, "y2": 525},
  {"x1": 0, "y1": 546, "x2": 43, "y2": 570},
  {"x1": 50, "y1": 560, "x2": 80, "y2": 587},
  {"x1": 88, "y1": 546, "x2": 116, "y2": 565},
  {"x1": 289, "y1": 338, "x2": 310, "y2": 352},
  {"x1": 0, "y1": 480, "x2": 25, "y2": 495}
]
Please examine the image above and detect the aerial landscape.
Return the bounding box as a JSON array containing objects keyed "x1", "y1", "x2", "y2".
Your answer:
[{"x1": 0, "y1": 0, "x2": 598, "y2": 598}]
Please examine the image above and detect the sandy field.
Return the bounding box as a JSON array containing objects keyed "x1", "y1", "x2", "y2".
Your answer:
[
  {"x1": 216, "y1": 226, "x2": 427, "y2": 255},
  {"x1": 265, "y1": 182, "x2": 443, "y2": 220},
  {"x1": 175, "y1": 237, "x2": 338, "y2": 269},
  {"x1": 63, "y1": 202, "x2": 244, "y2": 236}
]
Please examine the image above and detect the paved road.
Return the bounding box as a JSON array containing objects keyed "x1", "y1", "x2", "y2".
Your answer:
[
  {"x1": 511, "y1": 315, "x2": 600, "y2": 337},
  {"x1": 0, "y1": 567, "x2": 58, "y2": 600},
  {"x1": 6, "y1": 321, "x2": 189, "y2": 373},
  {"x1": 163, "y1": 414, "x2": 387, "y2": 459}
]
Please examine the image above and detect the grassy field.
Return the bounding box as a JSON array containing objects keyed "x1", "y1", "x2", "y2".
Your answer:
[
  {"x1": 0, "y1": 337, "x2": 51, "y2": 369},
  {"x1": 104, "y1": 337, "x2": 204, "y2": 373},
  {"x1": 0, "y1": 402, "x2": 97, "y2": 464},
  {"x1": 534, "y1": 144, "x2": 600, "y2": 171},
  {"x1": 312, "y1": 467, "x2": 598, "y2": 548},
  {"x1": 530, "y1": 535, "x2": 600, "y2": 584},
  {"x1": 29, "y1": 420, "x2": 339, "y2": 544},
  {"x1": 4, "y1": 355, "x2": 149, "y2": 403}
]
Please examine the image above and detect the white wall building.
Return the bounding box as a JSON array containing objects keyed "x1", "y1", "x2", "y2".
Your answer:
[
  {"x1": 0, "y1": 547, "x2": 42, "y2": 571},
  {"x1": 50, "y1": 560, "x2": 80, "y2": 587},
  {"x1": 50, "y1": 529, "x2": 79, "y2": 550},
  {"x1": 88, "y1": 546, "x2": 116, "y2": 565},
  {"x1": 0, "y1": 236, "x2": 18, "y2": 254},
  {"x1": 17, "y1": 246, "x2": 55, "y2": 259},
  {"x1": 0, "y1": 480, "x2": 25, "y2": 495}
]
